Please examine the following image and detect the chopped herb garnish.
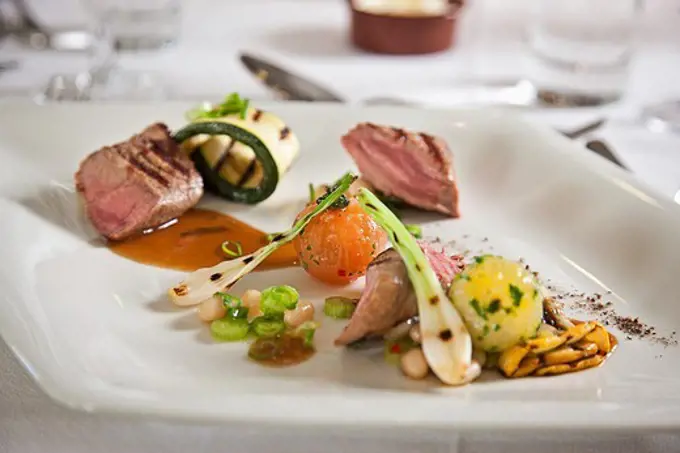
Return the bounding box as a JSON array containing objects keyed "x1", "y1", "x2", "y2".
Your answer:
[
  {"x1": 482, "y1": 324, "x2": 490, "y2": 336},
  {"x1": 474, "y1": 256, "x2": 486, "y2": 264},
  {"x1": 493, "y1": 324, "x2": 501, "y2": 332},
  {"x1": 306, "y1": 245, "x2": 312, "y2": 251},
  {"x1": 487, "y1": 298, "x2": 501, "y2": 314},
  {"x1": 308, "y1": 183, "x2": 315, "y2": 202},
  {"x1": 469, "y1": 298, "x2": 487, "y2": 320},
  {"x1": 186, "y1": 92, "x2": 250, "y2": 121},
  {"x1": 509, "y1": 284, "x2": 524, "y2": 307}
]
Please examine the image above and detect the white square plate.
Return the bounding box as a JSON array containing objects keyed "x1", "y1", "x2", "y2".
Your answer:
[{"x1": 1, "y1": 101, "x2": 680, "y2": 433}]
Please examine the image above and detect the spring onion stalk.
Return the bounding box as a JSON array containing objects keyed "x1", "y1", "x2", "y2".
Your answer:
[
  {"x1": 221, "y1": 240, "x2": 243, "y2": 258},
  {"x1": 260, "y1": 285, "x2": 299, "y2": 315},
  {"x1": 211, "y1": 317, "x2": 250, "y2": 342},
  {"x1": 356, "y1": 188, "x2": 480, "y2": 386},
  {"x1": 308, "y1": 183, "x2": 315, "y2": 203},
  {"x1": 251, "y1": 315, "x2": 286, "y2": 338},
  {"x1": 265, "y1": 232, "x2": 281, "y2": 243},
  {"x1": 323, "y1": 297, "x2": 356, "y2": 319},
  {"x1": 168, "y1": 173, "x2": 357, "y2": 307}
]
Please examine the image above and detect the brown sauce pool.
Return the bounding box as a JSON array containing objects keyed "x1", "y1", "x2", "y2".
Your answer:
[
  {"x1": 247, "y1": 334, "x2": 315, "y2": 367},
  {"x1": 108, "y1": 208, "x2": 299, "y2": 272}
]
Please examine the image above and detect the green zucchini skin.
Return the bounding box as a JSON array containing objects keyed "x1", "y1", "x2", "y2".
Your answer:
[{"x1": 173, "y1": 122, "x2": 279, "y2": 205}]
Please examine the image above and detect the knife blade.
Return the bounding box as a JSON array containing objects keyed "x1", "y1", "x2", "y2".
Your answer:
[{"x1": 239, "y1": 53, "x2": 344, "y2": 102}]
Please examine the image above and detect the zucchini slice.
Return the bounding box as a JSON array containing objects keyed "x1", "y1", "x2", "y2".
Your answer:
[{"x1": 173, "y1": 121, "x2": 278, "y2": 204}]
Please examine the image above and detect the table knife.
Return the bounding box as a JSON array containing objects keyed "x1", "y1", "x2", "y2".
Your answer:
[{"x1": 239, "y1": 53, "x2": 344, "y2": 102}]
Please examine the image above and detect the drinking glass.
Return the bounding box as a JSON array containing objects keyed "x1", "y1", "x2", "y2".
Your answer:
[
  {"x1": 86, "y1": 0, "x2": 181, "y2": 51},
  {"x1": 524, "y1": 0, "x2": 640, "y2": 106},
  {"x1": 73, "y1": 0, "x2": 180, "y2": 101}
]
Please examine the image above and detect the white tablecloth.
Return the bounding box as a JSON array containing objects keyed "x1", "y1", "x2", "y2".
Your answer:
[{"x1": 2, "y1": 1, "x2": 680, "y2": 451}]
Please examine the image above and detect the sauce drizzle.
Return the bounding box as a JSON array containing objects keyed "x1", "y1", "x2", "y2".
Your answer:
[{"x1": 108, "y1": 208, "x2": 298, "y2": 272}]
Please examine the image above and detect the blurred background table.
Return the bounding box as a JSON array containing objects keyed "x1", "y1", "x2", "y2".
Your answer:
[{"x1": 1, "y1": 0, "x2": 680, "y2": 451}]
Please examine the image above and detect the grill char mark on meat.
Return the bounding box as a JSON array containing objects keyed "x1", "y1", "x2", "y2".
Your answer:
[{"x1": 75, "y1": 122, "x2": 204, "y2": 240}]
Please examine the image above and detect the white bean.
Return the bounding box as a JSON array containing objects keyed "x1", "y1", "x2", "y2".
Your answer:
[
  {"x1": 247, "y1": 305, "x2": 263, "y2": 322},
  {"x1": 241, "y1": 289, "x2": 263, "y2": 321},
  {"x1": 241, "y1": 289, "x2": 262, "y2": 308},
  {"x1": 284, "y1": 301, "x2": 315, "y2": 328},
  {"x1": 400, "y1": 348, "x2": 429, "y2": 380},
  {"x1": 409, "y1": 325, "x2": 422, "y2": 344},
  {"x1": 197, "y1": 295, "x2": 226, "y2": 322}
]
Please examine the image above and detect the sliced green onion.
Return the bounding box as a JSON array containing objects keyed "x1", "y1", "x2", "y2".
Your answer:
[
  {"x1": 308, "y1": 183, "x2": 315, "y2": 202},
  {"x1": 216, "y1": 292, "x2": 242, "y2": 308},
  {"x1": 295, "y1": 321, "x2": 319, "y2": 348},
  {"x1": 260, "y1": 285, "x2": 299, "y2": 315},
  {"x1": 221, "y1": 240, "x2": 243, "y2": 258},
  {"x1": 405, "y1": 224, "x2": 423, "y2": 239},
  {"x1": 251, "y1": 315, "x2": 286, "y2": 338},
  {"x1": 228, "y1": 306, "x2": 249, "y2": 320},
  {"x1": 356, "y1": 188, "x2": 477, "y2": 386},
  {"x1": 211, "y1": 317, "x2": 250, "y2": 342},
  {"x1": 323, "y1": 296, "x2": 356, "y2": 319},
  {"x1": 168, "y1": 173, "x2": 357, "y2": 307}
]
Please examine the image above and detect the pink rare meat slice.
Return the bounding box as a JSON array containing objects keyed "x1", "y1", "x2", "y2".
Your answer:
[
  {"x1": 341, "y1": 122, "x2": 460, "y2": 217},
  {"x1": 334, "y1": 241, "x2": 465, "y2": 346},
  {"x1": 75, "y1": 123, "x2": 203, "y2": 240}
]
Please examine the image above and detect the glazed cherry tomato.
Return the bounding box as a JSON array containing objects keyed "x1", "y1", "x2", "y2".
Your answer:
[{"x1": 293, "y1": 197, "x2": 388, "y2": 286}]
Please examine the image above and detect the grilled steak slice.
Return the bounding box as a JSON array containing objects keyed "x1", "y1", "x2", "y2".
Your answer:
[
  {"x1": 341, "y1": 122, "x2": 460, "y2": 217},
  {"x1": 334, "y1": 241, "x2": 464, "y2": 346},
  {"x1": 75, "y1": 123, "x2": 203, "y2": 240}
]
